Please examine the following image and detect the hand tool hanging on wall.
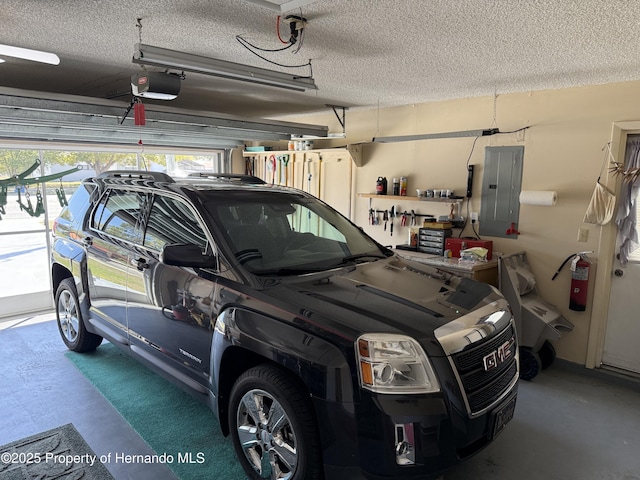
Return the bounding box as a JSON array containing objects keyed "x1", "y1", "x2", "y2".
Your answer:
[
  {"x1": 267, "y1": 155, "x2": 277, "y2": 184},
  {"x1": 389, "y1": 206, "x2": 395, "y2": 236},
  {"x1": 307, "y1": 163, "x2": 313, "y2": 220},
  {"x1": 245, "y1": 156, "x2": 255, "y2": 176},
  {"x1": 317, "y1": 154, "x2": 323, "y2": 199},
  {"x1": 279, "y1": 154, "x2": 290, "y2": 185}
]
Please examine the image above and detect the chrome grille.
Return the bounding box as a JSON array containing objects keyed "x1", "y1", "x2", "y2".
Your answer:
[{"x1": 451, "y1": 324, "x2": 518, "y2": 414}]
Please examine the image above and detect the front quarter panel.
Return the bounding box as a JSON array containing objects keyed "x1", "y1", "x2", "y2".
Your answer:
[{"x1": 211, "y1": 307, "x2": 360, "y2": 472}]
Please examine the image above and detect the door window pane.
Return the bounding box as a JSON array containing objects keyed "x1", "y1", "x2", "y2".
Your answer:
[
  {"x1": 144, "y1": 196, "x2": 207, "y2": 251},
  {"x1": 92, "y1": 190, "x2": 145, "y2": 243}
]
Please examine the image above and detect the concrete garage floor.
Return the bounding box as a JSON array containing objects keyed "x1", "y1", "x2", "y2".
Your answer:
[{"x1": 2, "y1": 312, "x2": 640, "y2": 480}]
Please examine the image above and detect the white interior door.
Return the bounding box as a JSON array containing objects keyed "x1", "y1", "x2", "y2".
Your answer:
[
  {"x1": 604, "y1": 259, "x2": 640, "y2": 373},
  {"x1": 603, "y1": 138, "x2": 640, "y2": 374}
]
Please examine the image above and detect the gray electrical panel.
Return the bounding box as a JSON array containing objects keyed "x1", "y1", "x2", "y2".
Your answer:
[{"x1": 479, "y1": 146, "x2": 524, "y2": 238}]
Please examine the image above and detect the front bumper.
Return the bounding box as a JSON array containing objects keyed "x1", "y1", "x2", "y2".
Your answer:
[
  {"x1": 315, "y1": 316, "x2": 519, "y2": 479},
  {"x1": 314, "y1": 382, "x2": 517, "y2": 480},
  {"x1": 355, "y1": 387, "x2": 517, "y2": 479}
]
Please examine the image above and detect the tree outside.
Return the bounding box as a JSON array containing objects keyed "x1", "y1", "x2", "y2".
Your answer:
[{"x1": 0, "y1": 150, "x2": 40, "y2": 178}]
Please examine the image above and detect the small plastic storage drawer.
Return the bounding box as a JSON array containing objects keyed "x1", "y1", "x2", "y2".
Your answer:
[
  {"x1": 418, "y1": 245, "x2": 446, "y2": 254},
  {"x1": 419, "y1": 240, "x2": 445, "y2": 249},
  {"x1": 419, "y1": 228, "x2": 451, "y2": 238}
]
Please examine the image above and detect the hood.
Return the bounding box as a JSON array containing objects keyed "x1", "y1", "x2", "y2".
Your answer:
[{"x1": 265, "y1": 255, "x2": 504, "y2": 356}]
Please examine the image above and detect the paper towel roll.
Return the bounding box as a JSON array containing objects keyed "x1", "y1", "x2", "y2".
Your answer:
[{"x1": 519, "y1": 190, "x2": 557, "y2": 206}]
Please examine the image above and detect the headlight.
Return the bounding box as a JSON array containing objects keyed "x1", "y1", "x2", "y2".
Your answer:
[{"x1": 356, "y1": 333, "x2": 440, "y2": 394}]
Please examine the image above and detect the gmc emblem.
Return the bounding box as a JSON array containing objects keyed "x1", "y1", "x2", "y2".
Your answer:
[{"x1": 482, "y1": 337, "x2": 515, "y2": 371}]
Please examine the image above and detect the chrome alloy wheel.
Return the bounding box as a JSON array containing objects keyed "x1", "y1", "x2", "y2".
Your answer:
[
  {"x1": 236, "y1": 388, "x2": 298, "y2": 479},
  {"x1": 57, "y1": 289, "x2": 79, "y2": 343}
]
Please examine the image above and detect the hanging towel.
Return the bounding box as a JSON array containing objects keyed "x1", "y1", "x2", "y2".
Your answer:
[
  {"x1": 583, "y1": 144, "x2": 616, "y2": 225},
  {"x1": 583, "y1": 181, "x2": 615, "y2": 225}
]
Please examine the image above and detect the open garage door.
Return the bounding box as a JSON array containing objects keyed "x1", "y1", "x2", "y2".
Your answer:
[
  {"x1": 0, "y1": 151, "x2": 59, "y2": 317},
  {"x1": 0, "y1": 148, "x2": 231, "y2": 318}
]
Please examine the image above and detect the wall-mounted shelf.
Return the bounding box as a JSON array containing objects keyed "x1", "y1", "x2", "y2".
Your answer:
[
  {"x1": 242, "y1": 145, "x2": 364, "y2": 167},
  {"x1": 358, "y1": 193, "x2": 463, "y2": 203}
]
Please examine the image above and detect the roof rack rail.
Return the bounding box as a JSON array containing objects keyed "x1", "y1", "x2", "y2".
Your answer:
[
  {"x1": 186, "y1": 173, "x2": 266, "y2": 184},
  {"x1": 97, "y1": 171, "x2": 175, "y2": 183}
]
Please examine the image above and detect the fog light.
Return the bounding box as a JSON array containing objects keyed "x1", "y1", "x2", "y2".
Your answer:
[{"x1": 395, "y1": 423, "x2": 416, "y2": 465}]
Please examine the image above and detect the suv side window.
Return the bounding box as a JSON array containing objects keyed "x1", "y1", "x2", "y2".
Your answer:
[
  {"x1": 91, "y1": 189, "x2": 145, "y2": 243},
  {"x1": 144, "y1": 195, "x2": 208, "y2": 251}
]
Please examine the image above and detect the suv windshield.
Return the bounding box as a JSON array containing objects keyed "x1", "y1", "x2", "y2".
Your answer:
[{"x1": 205, "y1": 191, "x2": 389, "y2": 275}]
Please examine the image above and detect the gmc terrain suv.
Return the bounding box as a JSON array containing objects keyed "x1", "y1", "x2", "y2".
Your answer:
[{"x1": 51, "y1": 170, "x2": 518, "y2": 480}]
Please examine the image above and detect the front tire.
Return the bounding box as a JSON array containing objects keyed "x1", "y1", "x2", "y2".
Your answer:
[
  {"x1": 228, "y1": 364, "x2": 323, "y2": 480},
  {"x1": 55, "y1": 278, "x2": 102, "y2": 352}
]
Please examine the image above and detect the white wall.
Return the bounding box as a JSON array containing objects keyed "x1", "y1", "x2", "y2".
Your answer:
[{"x1": 259, "y1": 79, "x2": 640, "y2": 367}]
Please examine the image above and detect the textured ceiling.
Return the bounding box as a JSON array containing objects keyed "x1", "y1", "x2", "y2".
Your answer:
[{"x1": 2, "y1": 0, "x2": 640, "y2": 120}]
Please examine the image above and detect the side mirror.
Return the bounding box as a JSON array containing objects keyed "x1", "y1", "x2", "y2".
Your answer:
[{"x1": 161, "y1": 243, "x2": 216, "y2": 268}]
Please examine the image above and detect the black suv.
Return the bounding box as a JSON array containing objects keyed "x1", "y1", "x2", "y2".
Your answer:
[{"x1": 51, "y1": 171, "x2": 518, "y2": 480}]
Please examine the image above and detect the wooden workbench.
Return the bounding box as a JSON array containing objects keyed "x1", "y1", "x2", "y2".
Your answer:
[{"x1": 394, "y1": 249, "x2": 499, "y2": 287}]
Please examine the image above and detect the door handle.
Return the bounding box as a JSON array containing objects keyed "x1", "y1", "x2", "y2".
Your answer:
[
  {"x1": 83, "y1": 236, "x2": 93, "y2": 246},
  {"x1": 136, "y1": 257, "x2": 150, "y2": 271},
  {"x1": 614, "y1": 269, "x2": 624, "y2": 277}
]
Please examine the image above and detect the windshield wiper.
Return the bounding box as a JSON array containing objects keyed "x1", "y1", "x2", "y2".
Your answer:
[
  {"x1": 327, "y1": 253, "x2": 387, "y2": 268},
  {"x1": 254, "y1": 254, "x2": 388, "y2": 277},
  {"x1": 254, "y1": 267, "x2": 327, "y2": 277}
]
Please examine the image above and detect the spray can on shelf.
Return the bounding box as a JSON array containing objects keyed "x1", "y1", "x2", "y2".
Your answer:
[
  {"x1": 392, "y1": 178, "x2": 400, "y2": 195},
  {"x1": 400, "y1": 176, "x2": 408, "y2": 196},
  {"x1": 376, "y1": 177, "x2": 388, "y2": 195}
]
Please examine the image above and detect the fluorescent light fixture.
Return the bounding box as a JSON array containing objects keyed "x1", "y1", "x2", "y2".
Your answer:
[
  {"x1": 294, "y1": 132, "x2": 346, "y2": 140},
  {"x1": 133, "y1": 43, "x2": 317, "y2": 92},
  {"x1": 0, "y1": 44, "x2": 60, "y2": 65},
  {"x1": 372, "y1": 128, "x2": 500, "y2": 143},
  {"x1": 241, "y1": 0, "x2": 318, "y2": 12}
]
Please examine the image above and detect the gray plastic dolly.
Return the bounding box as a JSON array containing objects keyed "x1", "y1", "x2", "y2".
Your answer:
[{"x1": 499, "y1": 252, "x2": 574, "y2": 380}]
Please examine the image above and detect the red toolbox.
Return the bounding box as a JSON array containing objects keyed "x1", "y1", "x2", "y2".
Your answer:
[{"x1": 445, "y1": 238, "x2": 493, "y2": 260}]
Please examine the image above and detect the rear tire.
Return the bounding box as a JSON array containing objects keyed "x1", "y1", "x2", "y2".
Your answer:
[
  {"x1": 538, "y1": 341, "x2": 556, "y2": 370},
  {"x1": 228, "y1": 364, "x2": 323, "y2": 480},
  {"x1": 519, "y1": 347, "x2": 542, "y2": 381},
  {"x1": 55, "y1": 278, "x2": 102, "y2": 352}
]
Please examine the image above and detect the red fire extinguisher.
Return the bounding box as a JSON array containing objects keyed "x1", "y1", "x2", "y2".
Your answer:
[{"x1": 552, "y1": 251, "x2": 593, "y2": 311}]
